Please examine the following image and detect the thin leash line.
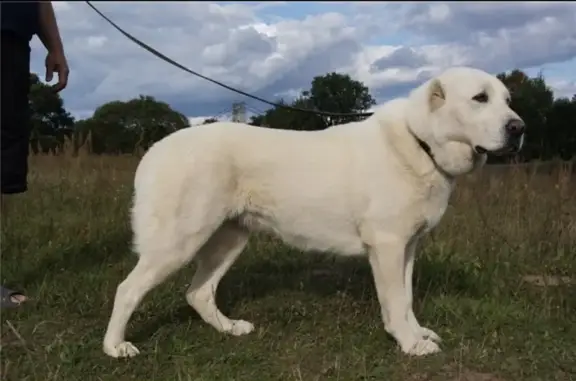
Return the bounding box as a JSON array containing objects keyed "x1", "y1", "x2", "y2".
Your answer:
[{"x1": 84, "y1": 1, "x2": 374, "y2": 119}]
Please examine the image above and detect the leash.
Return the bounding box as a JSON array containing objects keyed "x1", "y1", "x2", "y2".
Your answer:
[{"x1": 84, "y1": 1, "x2": 374, "y2": 119}]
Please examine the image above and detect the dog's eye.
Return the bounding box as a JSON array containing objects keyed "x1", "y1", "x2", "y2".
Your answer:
[
  {"x1": 472, "y1": 92, "x2": 489, "y2": 103},
  {"x1": 506, "y1": 97, "x2": 511, "y2": 105}
]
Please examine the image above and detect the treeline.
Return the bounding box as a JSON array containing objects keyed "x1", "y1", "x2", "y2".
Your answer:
[{"x1": 31, "y1": 69, "x2": 576, "y2": 162}]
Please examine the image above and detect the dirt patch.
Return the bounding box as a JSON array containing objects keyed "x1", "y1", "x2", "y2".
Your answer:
[
  {"x1": 522, "y1": 275, "x2": 573, "y2": 287},
  {"x1": 448, "y1": 371, "x2": 506, "y2": 381},
  {"x1": 405, "y1": 370, "x2": 506, "y2": 381},
  {"x1": 406, "y1": 373, "x2": 430, "y2": 381}
]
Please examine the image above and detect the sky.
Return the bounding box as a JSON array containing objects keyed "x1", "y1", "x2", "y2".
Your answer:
[{"x1": 30, "y1": 1, "x2": 576, "y2": 125}]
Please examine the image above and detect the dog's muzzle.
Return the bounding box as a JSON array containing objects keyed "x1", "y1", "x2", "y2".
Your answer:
[
  {"x1": 475, "y1": 118, "x2": 526, "y2": 155},
  {"x1": 504, "y1": 118, "x2": 525, "y2": 153}
]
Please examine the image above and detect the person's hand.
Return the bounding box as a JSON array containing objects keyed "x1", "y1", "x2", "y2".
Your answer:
[{"x1": 45, "y1": 50, "x2": 69, "y2": 93}]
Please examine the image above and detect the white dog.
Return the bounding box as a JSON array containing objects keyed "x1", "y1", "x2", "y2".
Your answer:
[{"x1": 103, "y1": 67, "x2": 524, "y2": 358}]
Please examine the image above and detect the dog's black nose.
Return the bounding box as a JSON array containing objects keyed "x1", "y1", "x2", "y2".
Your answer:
[{"x1": 505, "y1": 119, "x2": 525, "y2": 136}]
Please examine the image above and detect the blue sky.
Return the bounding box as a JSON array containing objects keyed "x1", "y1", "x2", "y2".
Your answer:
[
  {"x1": 523, "y1": 57, "x2": 576, "y2": 80},
  {"x1": 31, "y1": 1, "x2": 576, "y2": 123}
]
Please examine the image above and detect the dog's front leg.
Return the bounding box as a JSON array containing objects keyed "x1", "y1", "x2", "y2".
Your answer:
[
  {"x1": 405, "y1": 239, "x2": 441, "y2": 343},
  {"x1": 367, "y1": 238, "x2": 441, "y2": 356}
]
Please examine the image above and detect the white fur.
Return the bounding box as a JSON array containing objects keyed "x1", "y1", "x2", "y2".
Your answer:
[{"x1": 102, "y1": 67, "x2": 523, "y2": 358}]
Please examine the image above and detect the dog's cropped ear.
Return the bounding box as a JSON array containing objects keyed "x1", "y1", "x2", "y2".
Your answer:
[{"x1": 428, "y1": 79, "x2": 446, "y2": 112}]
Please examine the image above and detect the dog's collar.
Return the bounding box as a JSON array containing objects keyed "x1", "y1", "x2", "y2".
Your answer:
[
  {"x1": 412, "y1": 133, "x2": 455, "y2": 179},
  {"x1": 415, "y1": 136, "x2": 434, "y2": 160},
  {"x1": 406, "y1": 128, "x2": 451, "y2": 176}
]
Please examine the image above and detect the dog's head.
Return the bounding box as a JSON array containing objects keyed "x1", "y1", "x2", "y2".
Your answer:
[{"x1": 422, "y1": 67, "x2": 525, "y2": 156}]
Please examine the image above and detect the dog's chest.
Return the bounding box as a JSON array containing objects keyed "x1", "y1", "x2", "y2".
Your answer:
[{"x1": 417, "y1": 178, "x2": 453, "y2": 232}]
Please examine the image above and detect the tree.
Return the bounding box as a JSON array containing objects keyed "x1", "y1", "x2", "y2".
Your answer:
[
  {"x1": 202, "y1": 118, "x2": 218, "y2": 125},
  {"x1": 250, "y1": 97, "x2": 326, "y2": 131},
  {"x1": 71, "y1": 119, "x2": 95, "y2": 155},
  {"x1": 496, "y1": 70, "x2": 556, "y2": 162},
  {"x1": 496, "y1": 69, "x2": 576, "y2": 162},
  {"x1": 249, "y1": 114, "x2": 264, "y2": 126},
  {"x1": 251, "y1": 72, "x2": 375, "y2": 131},
  {"x1": 28, "y1": 73, "x2": 75, "y2": 153},
  {"x1": 308, "y1": 72, "x2": 375, "y2": 126},
  {"x1": 545, "y1": 95, "x2": 576, "y2": 160},
  {"x1": 82, "y1": 95, "x2": 189, "y2": 154}
]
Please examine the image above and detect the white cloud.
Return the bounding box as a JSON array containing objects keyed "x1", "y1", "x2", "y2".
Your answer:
[
  {"x1": 30, "y1": 1, "x2": 576, "y2": 120},
  {"x1": 86, "y1": 35, "x2": 107, "y2": 48},
  {"x1": 548, "y1": 79, "x2": 576, "y2": 99}
]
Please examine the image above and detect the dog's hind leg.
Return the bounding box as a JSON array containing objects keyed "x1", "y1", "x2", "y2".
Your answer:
[
  {"x1": 405, "y1": 238, "x2": 441, "y2": 343},
  {"x1": 185, "y1": 222, "x2": 252, "y2": 336},
  {"x1": 103, "y1": 227, "x2": 218, "y2": 358}
]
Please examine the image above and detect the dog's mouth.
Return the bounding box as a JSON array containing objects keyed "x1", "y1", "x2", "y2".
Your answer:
[
  {"x1": 474, "y1": 145, "x2": 518, "y2": 156},
  {"x1": 474, "y1": 146, "x2": 488, "y2": 154}
]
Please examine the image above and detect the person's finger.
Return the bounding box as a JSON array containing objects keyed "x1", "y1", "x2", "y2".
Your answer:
[
  {"x1": 45, "y1": 63, "x2": 54, "y2": 82},
  {"x1": 52, "y1": 65, "x2": 69, "y2": 93}
]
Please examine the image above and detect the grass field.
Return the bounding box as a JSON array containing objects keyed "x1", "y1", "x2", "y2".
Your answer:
[{"x1": 1, "y1": 155, "x2": 575, "y2": 381}]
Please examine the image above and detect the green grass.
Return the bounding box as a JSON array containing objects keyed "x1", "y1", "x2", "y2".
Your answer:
[{"x1": 1, "y1": 155, "x2": 575, "y2": 381}]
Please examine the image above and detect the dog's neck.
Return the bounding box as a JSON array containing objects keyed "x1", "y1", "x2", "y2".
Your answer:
[
  {"x1": 407, "y1": 130, "x2": 454, "y2": 179},
  {"x1": 374, "y1": 98, "x2": 485, "y2": 178},
  {"x1": 407, "y1": 127, "x2": 486, "y2": 178}
]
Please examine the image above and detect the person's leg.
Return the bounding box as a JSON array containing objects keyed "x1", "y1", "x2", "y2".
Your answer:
[{"x1": 1, "y1": 30, "x2": 33, "y2": 308}]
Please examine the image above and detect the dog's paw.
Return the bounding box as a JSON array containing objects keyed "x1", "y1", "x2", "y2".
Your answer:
[
  {"x1": 418, "y1": 326, "x2": 442, "y2": 343},
  {"x1": 103, "y1": 341, "x2": 140, "y2": 358},
  {"x1": 227, "y1": 320, "x2": 255, "y2": 336},
  {"x1": 404, "y1": 339, "x2": 441, "y2": 356}
]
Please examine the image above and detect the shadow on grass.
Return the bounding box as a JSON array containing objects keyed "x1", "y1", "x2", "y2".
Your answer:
[{"x1": 130, "y1": 245, "x2": 490, "y2": 342}]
